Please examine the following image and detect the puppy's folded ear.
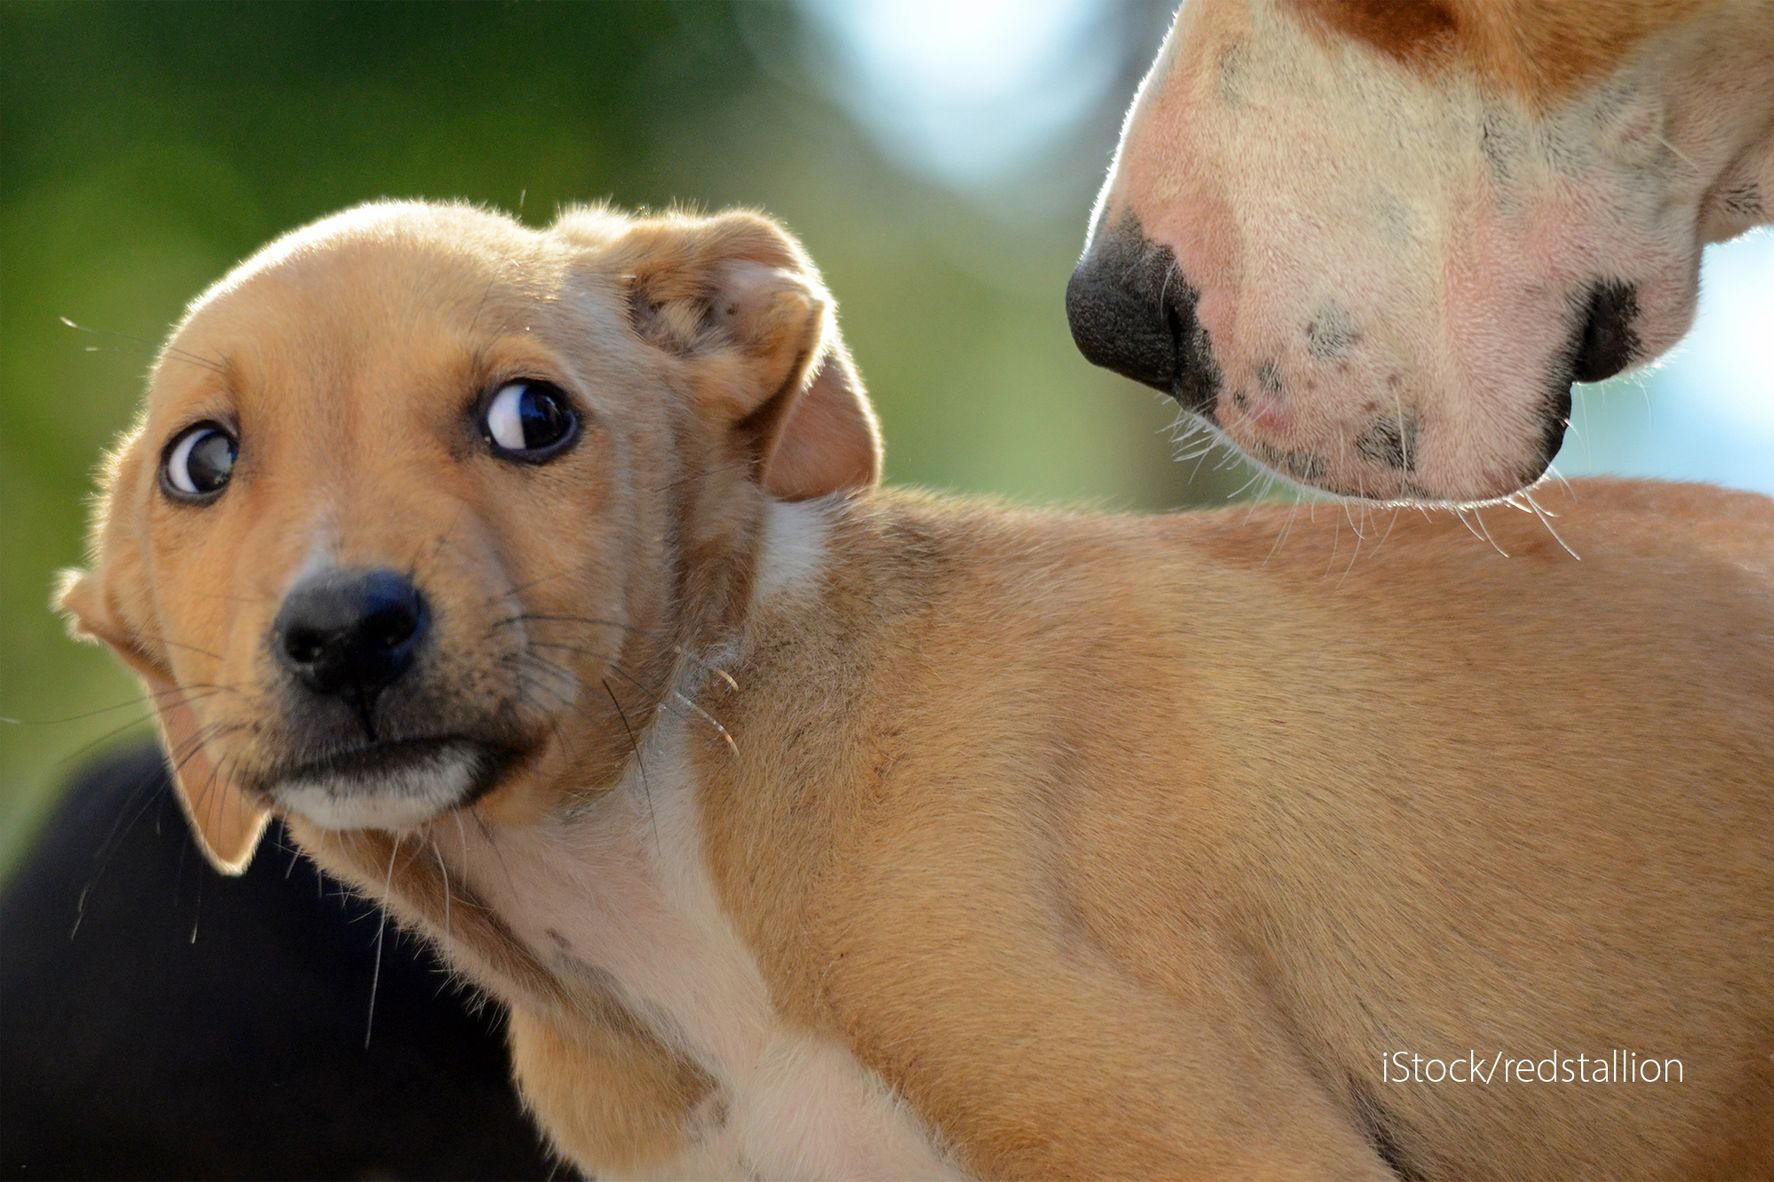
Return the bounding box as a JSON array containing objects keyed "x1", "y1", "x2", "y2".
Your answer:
[
  {"x1": 605, "y1": 210, "x2": 883, "y2": 500},
  {"x1": 55, "y1": 568, "x2": 269, "y2": 875}
]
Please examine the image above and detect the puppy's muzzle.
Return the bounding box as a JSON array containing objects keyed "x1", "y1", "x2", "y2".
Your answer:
[
  {"x1": 1066, "y1": 214, "x2": 1220, "y2": 414},
  {"x1": 265, "y1": 566, "x2": 518, "y2": 830},
  {"x1": 275, "y1": 567, "x2": 429, "y2": 707}
]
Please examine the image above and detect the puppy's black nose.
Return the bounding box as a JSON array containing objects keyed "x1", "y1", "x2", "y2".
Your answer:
[
  {"x1": 274, "y1": 569, "x2": 429, "y2": 699},
  {"x1": 1066, "y1": 214, "x2": 1220, "y2": 413}
]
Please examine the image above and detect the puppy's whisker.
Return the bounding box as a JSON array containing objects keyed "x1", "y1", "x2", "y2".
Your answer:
[
  {"x1": 192, "y1": 751, "x2": 241, "y2": 943},
  {"x1": 89, "y1": 763, "x2": 175, "y2": 881},
  {"x1": 466, "y1": 267, "x2": 508, "y2": 340},
  {"x1": 504, "y1": 650, "x2": 579, "y2": 696},
  {"x1": 167, "y1": 719, "x2": 243, "y2": 779},
  {"x1": 87, "y1": 732, "x2": 187, "y2": 915},
  {"x1": 502, "y1": 616, "x2": 738, "y2": 690},
  {"x1": 508, "y1": 675, "x2": 575, "y2": 746},
  {"x1": 365, "y1": 835, "x2": 402, "y2": 1049},
  {"x1": 134, "y1": 630, "x2": 228, "y2": 663},
  {"x1": 412, "y1": 501, "x2": 471, "y2": 581},
  {"x1": 185, "y1": 588, "x2": 273, "y2": 605},
  {"x1": 604, "y1": 678, "x2": 659, "y2": 852},
  {"x1": 69, "y1": 882, "x2": 92, "y2": 941},
  {"x1": 52, "y1": 691, "x2": 229, "y2": 769},
  {"x1": 430, "y1": 837, "x2": 453, "y2": 948},
  {"x1": 526, "y1": 640, "x2": 618, "y2": 660},
  {"x1": 604, "y1": 662, "x2": 703, "y2": 730},
  {"x1": 509, "y1": 665, "x2": 575, "y2": 761},
  {"x1": 468, "y1": 810, "x2": 519, "y2": 897},
  {"x1": 452, "y1": 811, "x2": 472, "y2": 895},
  {"x1": 509, "y1": 666, "x2": 573, "y2": 713},
  {"x1": 485, "y1": 561, "x2": 594, "y2": 604},
  {"x1": 188, "y1": 862, "x2": 205, "y2": 945},
  {"x1": 490, "y1": 612, "x2": 626, "y2": 630},
  {"x1": 647, "y1": 458, "x2": 758, "y2": 495},
  {"x1": 3, "y1": 681, "x2": 237, "y2": 727},
  {"x1": 59, "y1": 316, "x2": 229, "y2": 376}
]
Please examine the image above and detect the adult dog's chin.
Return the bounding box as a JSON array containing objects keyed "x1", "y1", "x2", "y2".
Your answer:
[{"x1": 268, "y1": 736, "x2": 523, "y2": 832}]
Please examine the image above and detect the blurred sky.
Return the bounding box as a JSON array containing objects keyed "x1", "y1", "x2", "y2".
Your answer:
[{"x1": 1, "y1": 1, "x2": 1769, "y2": 869}]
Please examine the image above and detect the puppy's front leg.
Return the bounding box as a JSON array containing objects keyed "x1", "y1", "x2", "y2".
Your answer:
[{"x1": 508, "y1": 1006, "x2": 731, "y2": 1179}]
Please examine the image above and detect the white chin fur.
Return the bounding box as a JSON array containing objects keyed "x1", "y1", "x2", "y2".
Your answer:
[{"x1": 275, "y1": 749, "x2": 477, "y2": 831}]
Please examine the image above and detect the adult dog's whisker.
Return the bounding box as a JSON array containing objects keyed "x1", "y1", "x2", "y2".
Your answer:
[
  {"x1": 607, "y1": 664, "x2": 705, "y2": 736},
  {"x1": 680, "y1": 647, "x2": 739, "y2": 692}
]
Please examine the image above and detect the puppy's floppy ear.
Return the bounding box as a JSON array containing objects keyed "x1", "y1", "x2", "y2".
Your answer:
[
  {"x1": 55, "y1": 567, "x2": 269, "y2": 875},
  {"x1": 614, "y1": 210, "x2": 883, "y2": 500}
]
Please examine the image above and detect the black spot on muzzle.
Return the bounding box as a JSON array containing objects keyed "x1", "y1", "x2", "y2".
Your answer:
[
  {"x1": 1066, "y1": 214, "x2": 1221, "y2": 414},
  {"x1": 1354, "y1": 415, "x2": 1419, "y2": 473}
]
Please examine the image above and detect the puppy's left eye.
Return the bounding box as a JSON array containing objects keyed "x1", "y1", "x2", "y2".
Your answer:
[
  {"x1": 481, "y1": 380, "x2": 579, "y2": 461},
  {"x1": 161, "y1": 422, "x2": 238, "y2": 501}
]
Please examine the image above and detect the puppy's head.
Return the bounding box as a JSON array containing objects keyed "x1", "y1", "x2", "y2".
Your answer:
[
  {"x1": 1069, "y1": 0, "x2": 1772, "y2": 502},
  {"x1": 58, "y1": 201, "x2": 880, "y2": 873}
]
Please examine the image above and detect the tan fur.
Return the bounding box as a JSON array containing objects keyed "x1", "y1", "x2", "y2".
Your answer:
[
  {"x1": 1080, "y1": 0, "x2": 1774, "y2": 501},
  {"x1": 62, "y1": 200, "x2": 1774, "y2": 1179},
  {"x1": 1290, "y1": 0, "x2": 1714, "y2": 105}
]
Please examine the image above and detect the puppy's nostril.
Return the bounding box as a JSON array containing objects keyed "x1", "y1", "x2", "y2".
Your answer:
[
  {"x1": 283, "y1": 627, "x2": 328, "y2": 665},
  {"x1": 365, "y1": 603, "x2": 418, "y2": 649}
]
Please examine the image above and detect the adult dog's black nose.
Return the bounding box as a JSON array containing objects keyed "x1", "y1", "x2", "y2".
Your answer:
[
  {"x1": 1066, "y1": 214, "x2": 1220, "y2": 413},
  {"x1": 274, "y1": 569, "x2": 428, "y2": 699}
]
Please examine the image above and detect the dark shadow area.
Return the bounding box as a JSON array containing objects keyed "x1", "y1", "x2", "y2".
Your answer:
[{"x1": 0, "y1": 740, "x2": 555, "y2": 1181}]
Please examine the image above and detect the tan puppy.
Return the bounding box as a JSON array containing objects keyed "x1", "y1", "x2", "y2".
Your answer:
[
  {"x1": 1068, "y1": 0, "x2": 1774, "y2": 502},
  {"x1": 60, "y1": 201, "x2": 1774, "y2": 1180}
]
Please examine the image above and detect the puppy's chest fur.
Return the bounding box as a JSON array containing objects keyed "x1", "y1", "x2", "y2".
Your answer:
[{"x1": 447, "y1": 715, "x2": 958, "y2": 1180}]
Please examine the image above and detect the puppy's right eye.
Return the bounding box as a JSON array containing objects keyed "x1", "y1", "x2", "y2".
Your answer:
[
  {"x1": 161, "y1": 422, "x2": 238, "y2": 501},
  {"x1": 480, "y1": 380, "x2": 579, "y2": 462}
]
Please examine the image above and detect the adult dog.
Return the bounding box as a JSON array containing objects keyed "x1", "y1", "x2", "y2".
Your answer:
[
  {"x1": 60, "y1": 201, "x2": 1773, "y2": 1178},
  {"x1": 1068, "y1": 0, "x2": 1774, "y2": 502}
]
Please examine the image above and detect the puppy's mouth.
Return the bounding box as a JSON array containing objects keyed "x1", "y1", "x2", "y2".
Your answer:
[{"x1": 266, "y1": 735, "x2": 526, "y2": 832}]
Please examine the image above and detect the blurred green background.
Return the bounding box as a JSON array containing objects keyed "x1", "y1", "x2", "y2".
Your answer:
[{"x1": 2, "y1": 0, "x2": 1769, "y2": 876}]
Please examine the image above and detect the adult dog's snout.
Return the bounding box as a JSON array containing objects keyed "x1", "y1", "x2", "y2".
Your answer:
[
  {"x1": 274, "y1": 568, "x2": 429, "y2": 701},
  {"x1": 1066, "y1": 217, "x2": 1219, "y2": 414}
]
